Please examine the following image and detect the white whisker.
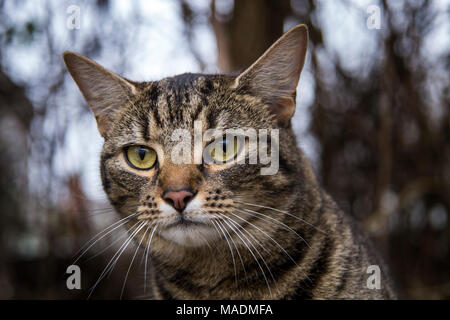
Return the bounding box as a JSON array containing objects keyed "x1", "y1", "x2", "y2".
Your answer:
[
  {"x1": 88, "y1": 220, "x2": 146, "y2": 299},
  {"x1": 144, "y1": 224, "x2": 158, "y2": 294},
  {"x1": 73, "y1": 212, "x2": 140, "y2": 264},
  {"x1": 235, "y1": 207, "x2": 311, "y2": 248},
  {"x1": 235, "y1": 200, "x2": 325, "y2": 234},
  {"x1": 210, "y1": 219, "x2": 238, "y2": 286},
  {"x1": 120, "y1": 222, "x2": 150, "y2": 299},
  {"x1": 217, "y1": 213, "x2": 273, "y2": 298}
]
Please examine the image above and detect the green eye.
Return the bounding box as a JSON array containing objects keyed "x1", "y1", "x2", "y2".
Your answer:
[
  {"x1": 209, "y1": 137, "x2": 240, "y2": 164},
  {"x1": 125, "y1": 146, "x2": 157, "y2": 170}
]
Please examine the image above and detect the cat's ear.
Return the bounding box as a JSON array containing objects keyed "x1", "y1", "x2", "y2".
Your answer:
[
  {"x1": 234, "y1": 24, "x2": 308, "y2": 126},
  {"x1": 63, "y1": 51, "x2": 137, "y2": 137}
]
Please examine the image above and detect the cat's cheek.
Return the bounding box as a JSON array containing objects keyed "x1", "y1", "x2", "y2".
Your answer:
[
  {"x1": 157, "y1": 201, "x2": 178, "y2": 219},
  {"x1": 202, "y1": 162, "x2": 237, "y2": 174}
]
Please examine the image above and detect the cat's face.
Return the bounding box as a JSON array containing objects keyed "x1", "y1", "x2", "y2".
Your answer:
[
  {"x1": 100, "y1": 74, "x2": 285, "y2": 247},
  {"x1": 64, "y1": 25, "x2": 308, "y2": 248}
]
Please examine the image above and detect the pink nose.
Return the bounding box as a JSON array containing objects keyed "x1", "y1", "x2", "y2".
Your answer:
[{"x1": 163, "y1": 189, "x2": 194, "y2": 212}]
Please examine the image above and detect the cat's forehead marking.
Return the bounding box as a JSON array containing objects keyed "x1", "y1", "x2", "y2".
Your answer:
[
  {"x1": 158, "y1": 74, "x2": 204, "y2": 125},
  {"x1": 145, "y1": 75, "x2": 217, "y2": 128},
  {"x1": 125, "y1": 73, "x2": 249, "y2": 146}
]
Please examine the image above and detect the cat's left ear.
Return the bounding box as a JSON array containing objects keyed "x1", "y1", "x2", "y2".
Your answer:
[
  {"x1": 234, "y1": 24, "x2": 308, "y2": 126},
  {"x1": 63, "y1": 51, "x2": 137, "y2": 137}
]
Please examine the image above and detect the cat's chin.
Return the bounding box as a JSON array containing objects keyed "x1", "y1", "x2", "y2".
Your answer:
[{"x1": 159, "y1": 223, "x2": 217, "y2": 247}]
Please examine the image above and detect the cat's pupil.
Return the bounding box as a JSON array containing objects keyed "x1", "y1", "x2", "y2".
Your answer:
[
  {"x1": 222, "y1": 141, "x2": 228, "y2": 154},
  {"x1": 138, "y1": 148, "x2": 146, "y2": 161}
]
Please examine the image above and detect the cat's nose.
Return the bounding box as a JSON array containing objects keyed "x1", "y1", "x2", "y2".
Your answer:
[{"x1": 162, "y1": 188, "x2": 194, "y2": 212}]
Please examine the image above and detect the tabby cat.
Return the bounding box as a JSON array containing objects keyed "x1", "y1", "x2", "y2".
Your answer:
[{"x1": 63, "y1": 25, "x2": 396, "y2": 299}]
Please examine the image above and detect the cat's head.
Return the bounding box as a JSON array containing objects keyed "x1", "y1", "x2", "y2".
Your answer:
[{"x1": 63, "y1": 25, "x2": 308, "y2": 248}]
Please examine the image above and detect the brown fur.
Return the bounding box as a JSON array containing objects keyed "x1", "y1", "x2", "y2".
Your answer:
[{"x1": 64, "y1": 25, "x2": 396, "y2": 299}]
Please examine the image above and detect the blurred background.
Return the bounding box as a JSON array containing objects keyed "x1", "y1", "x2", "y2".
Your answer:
[{"x1": 0, "y1": 0, "x2": 449, "y2": 299}]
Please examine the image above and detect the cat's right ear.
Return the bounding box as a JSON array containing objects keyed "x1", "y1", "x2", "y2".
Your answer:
[
  {"x1": 63, "y1": 51, "x2": 137, "y2": 137},
  {"x1": 233, "y1": 25, "x2": 308, "y2": 127}
]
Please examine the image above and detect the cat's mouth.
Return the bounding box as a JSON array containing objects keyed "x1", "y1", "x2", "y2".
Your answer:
[
  {"x1": 165, "y1": 215, "x2": 207, "y2": 229},
  {"x1": 158, "y1": 213, "x2": 217, "y2": 247}
]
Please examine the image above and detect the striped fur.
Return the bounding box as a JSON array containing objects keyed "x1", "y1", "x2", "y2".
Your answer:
[{"x1": 64, "y1": 25, "x2": 396, "y2": 299}]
